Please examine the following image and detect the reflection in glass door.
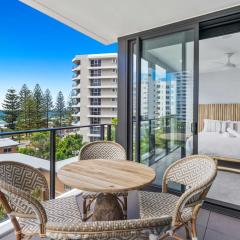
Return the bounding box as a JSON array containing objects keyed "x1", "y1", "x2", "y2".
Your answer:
[{"x1": 139, "y1": 30, "x2": 196, "y2": 186}]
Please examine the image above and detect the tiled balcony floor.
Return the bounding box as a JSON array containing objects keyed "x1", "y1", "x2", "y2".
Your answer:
[{"x1": 1, "y1": 191, "x2": 240, "y2": 240}]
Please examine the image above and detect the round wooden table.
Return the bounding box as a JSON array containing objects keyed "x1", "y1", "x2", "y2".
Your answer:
[{"x1": 58, "y1": 159, "x2": 156, "y2": 221}]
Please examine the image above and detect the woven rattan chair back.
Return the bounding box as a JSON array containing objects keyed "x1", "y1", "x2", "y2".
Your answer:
[
  {"x1": 79, "y1": 141, "x2": 127, "y2": 161},
  {"x1": 163, "y1": 155, "x2": 217, "y2": 225},
  {"x1": 163, "y1": 155, "x2": 217, "y2": 191},
  {"x1": 0, "y1": 161, "x2": 49, "y2": 197},
  {"x1": 0, "y1": 161, "x2": 48, "y2": 239}
]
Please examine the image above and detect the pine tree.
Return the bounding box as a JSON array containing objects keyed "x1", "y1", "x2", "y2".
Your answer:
[
  {"x1": 2, "y1": 88, "x2": 19, "y2": 129},
  {"x1": 17, "y1": 84, "x2": 35, "y2": 130},
  {"x1": 66, "y1": 93, "x2": 73, "y2": 126},
  {"x1": 33, "y1": 84, "x2": 44, "y2": 128},
  {"x1": 55, "y1": 91, "x2": 65, "y2": 127},
  {"x1": 43, "y1": 89, "x2": 53, "y2": 128}
]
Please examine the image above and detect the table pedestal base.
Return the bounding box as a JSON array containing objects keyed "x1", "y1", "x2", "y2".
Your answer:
[{"x1": 92, "y1": 193, "x2": 124, "y2": 221}]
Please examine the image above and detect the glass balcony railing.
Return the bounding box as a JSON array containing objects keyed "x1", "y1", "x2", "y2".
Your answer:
[{"x1": 0, "y1": 123, "x2": 114, "y2": 201}]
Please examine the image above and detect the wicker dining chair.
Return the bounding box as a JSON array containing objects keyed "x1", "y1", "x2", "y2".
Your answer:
[
  {"x1": 78, "y1": 141, "x2": 128, "y2": 221},
  {"x1": 0, "y1": 161, "x2": 172, "y2": 240},
  {"x1": 138, "y1": 155, "x2": 217, "y2": 240}
]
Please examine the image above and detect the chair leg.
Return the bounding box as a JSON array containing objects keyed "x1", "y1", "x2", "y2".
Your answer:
[
  {"x1": 82, "y1": 198, "x2": 88, "y2": 222},
  {"x1": 123, "y1": 195, "x2": 128, "y2": 219},
  {"x1": 191, "y1": 204, "x2": 201, "y2": 240},
  {"x1": 185, "y1": 222, "x2": 191, "y2": 239},
  {"x1": 191, "y1": 218, "x2": 198, "y2": 240}
]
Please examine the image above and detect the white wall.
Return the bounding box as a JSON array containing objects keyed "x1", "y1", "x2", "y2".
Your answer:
[{"x1": 199, "y1": 68, "x2": 240, "y2": 104}]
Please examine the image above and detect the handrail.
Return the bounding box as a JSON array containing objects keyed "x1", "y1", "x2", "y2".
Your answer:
[{"x1": 0, "y1": 123, "x2": 113, "y2": 199}]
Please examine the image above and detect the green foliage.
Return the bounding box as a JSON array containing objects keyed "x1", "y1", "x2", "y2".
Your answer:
[
  {"x1": 16, "y1": 84, "x2": 36, "y2": 130},
  {"x1": 33, "y1": 84, "x2": 45, "y2": 128},
  {"x1": 2, "y1": 88, "x2": 19, "y2": 129},
  {"x1": 55, "y1": 91, "x2": 65, "y2": 127},
  {"x1": 17, "y1": 132, "x2": 84, "y2": 161},
  {"x1": 1, "y1": 84, "x2": 73, "y2": 131},
  {"x1": 56, "y1": 134, "x2": 84, "y2": 160},
  {"x1": 43, "y1": 89, "x2": 53, "y2": 128}
]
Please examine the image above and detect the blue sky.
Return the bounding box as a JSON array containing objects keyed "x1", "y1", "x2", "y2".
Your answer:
[{"x1": 0, "y1": 0, "x2": 117, "y2": 107}]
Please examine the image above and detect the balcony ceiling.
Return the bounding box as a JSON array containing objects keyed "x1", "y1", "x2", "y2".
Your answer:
[{"x1": 20, "y1": 0, "x2": 240, "y2": 44}]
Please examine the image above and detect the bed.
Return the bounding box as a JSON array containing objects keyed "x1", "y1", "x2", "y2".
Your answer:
[
  {"x1": 188, "y1": 103, "x2": 240, "y2": 173},
  {"x1": 187, "y1": 131, "x2": 240, "y2": 160}
]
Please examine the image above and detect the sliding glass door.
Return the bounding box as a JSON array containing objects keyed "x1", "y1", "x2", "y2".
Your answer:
[{"x1": 132, "y1": 29, "x2": 198, "y2": 187}]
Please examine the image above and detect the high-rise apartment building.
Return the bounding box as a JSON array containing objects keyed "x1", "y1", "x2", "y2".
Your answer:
[{"x1": 71, "y1": 53, "x2": 118, "y2": 142}]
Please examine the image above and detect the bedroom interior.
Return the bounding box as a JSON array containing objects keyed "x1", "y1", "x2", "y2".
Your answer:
[{"x1": 198, "y1": 31, "x2": 240, "y2": 208}]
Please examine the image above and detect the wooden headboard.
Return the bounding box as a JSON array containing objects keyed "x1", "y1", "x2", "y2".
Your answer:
[{"x1": 198, "y1": 103, "x2": 240, "y2": 132}]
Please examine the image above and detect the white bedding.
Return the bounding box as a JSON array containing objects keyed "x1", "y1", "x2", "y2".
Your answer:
[{"x1": 186, "y1": 132, "x2": 240, "y2": 160}]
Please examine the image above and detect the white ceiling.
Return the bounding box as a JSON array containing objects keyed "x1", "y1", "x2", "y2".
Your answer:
[
  {"x1": 200, "y1": 32, "x2": 240, "y2": 73},
  {"x1": 20, "y1": 0, "x2": 240, "y2": 44}
]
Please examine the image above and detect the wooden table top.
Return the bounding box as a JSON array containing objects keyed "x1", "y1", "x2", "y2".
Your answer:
[{"x1": 58, "y1": 159, "x2": 156, "y2": 193}]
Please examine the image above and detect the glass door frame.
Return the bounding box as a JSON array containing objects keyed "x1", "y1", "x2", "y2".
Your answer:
[
  {"x1": 127, "y1": 24, "x2": 200, "y2": 164},
  {"x1": 117, "y1": 5, "x2": 240, "y2": 217}
]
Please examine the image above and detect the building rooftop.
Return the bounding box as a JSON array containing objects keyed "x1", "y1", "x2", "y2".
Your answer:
[
  {"x1": 0, "y1": 138, "x2": 19, "y2": 148},
  {"x1": 0, "y1": 153, "x2": 78, "y2": 173}
]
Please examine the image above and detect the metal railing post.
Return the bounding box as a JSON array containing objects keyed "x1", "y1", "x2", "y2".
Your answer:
[
  {"x1": 100, "y1": 125, "x2": 105, "y2": 141},
  {"x1": 50, "y1": 130, "x2": 56, "y2": 199},
  {"x1": 107, "y1": 125, "x2": 112, "y2": 141}
]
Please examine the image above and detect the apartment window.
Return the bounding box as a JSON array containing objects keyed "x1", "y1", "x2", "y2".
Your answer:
[
  {"x1": 90, "y1": 79, "x2": 101, "y2": 86},
  {"x1": 90, "y1": 89, "x2": 101, "y2": 96},
  {"x1": 112, "y1": 58, "x2": 117, "y2": 64},
  {"x1": 90, "y1": 126, "x2": 100, "y2": 134},
  {"x1": 112, "y1": 88, "x2": 117, "y2": 92},
  {"x1": 112, "y1": 108, "x2": 116, "y2": 111},
  {"x1": 3, "y1": 148, "x2": 12, "y2": 153},
  {"x1": 90, "y1": 69, "x2": 101, "y2": 76},
  {"x1": 90, "y1": 118, "x2": 101, "y2": 124},
  {"x1": 90, "y1": 59, "x2": 101, "y2": 67},
  {"x1": 112, "y1": 98, "x2": 116, "y2": 101},
  {"x1": 90, "y1": 108, "x2": 101, "y2": 115},
  {"x1": 112, "y1": 78, "x2": 117, "y2": 83},
  {"x1": 112, "y1": 69, "x2": 117, "y2": 73},
  {"x1": 90, "y1": 98, "x2": 101, "y2": 105}
]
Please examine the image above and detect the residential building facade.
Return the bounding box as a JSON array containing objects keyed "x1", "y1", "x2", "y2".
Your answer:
[{"x1": 71, "y1": 53, "x2": 118, "y2": 142}]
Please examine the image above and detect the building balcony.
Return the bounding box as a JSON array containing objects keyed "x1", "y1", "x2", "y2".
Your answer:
[
  {"x1": 88, "y1": 75, "x2": 117, "y2": 79},
  {"x1": 88, "y1": 65, "x2": 117, "y2": 70},
  {"x1": 88, "y1": 85, "x2": 117, "y2": 89},
  {"x1": 87, "y1": 105, "x2": 117, "y2": 108},
  {"x1": 72, "y1": 93, "x2": 81, "y2": 98},
  {"x1": 72, "y1": 112, "x2": 81, "y2": 117},
  {"x1": 72, "y1": 103, "x2": 81, "y2": 108},
  {"x1": 88, "y1": 95, "x2": 117, "y2": 99},
  {"x1": 72, "y1": 84, "x2": 80, "y2": 89},
  {"x1": 87, "y1": 114, "x2": 117, "y2": 118},
  {"x1": 72, "y1": 65, "x2": 81, "y2": 71},
  {"x1": 72, "y1": 74, "x2": 81, "y2": 80}
]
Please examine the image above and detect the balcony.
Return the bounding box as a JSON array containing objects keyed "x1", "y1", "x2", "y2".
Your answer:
[{"x1": 72, "y1": 74, "x2": 81, "y2": 80}]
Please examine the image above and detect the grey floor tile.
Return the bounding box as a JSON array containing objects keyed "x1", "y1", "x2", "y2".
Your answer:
[
  {"x1": 207, "y1": 211, "x2": 240, "y2": 239},
  {"x1": 204, "y1": 228, "x2": 240, "y2": 240},
  {"x1": 197, "y1": 209, "x2": 210, "y2": 227}
]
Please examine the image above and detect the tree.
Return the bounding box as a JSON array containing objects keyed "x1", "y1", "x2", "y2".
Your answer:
[
  {"x1": 17, "y1": 84, "x2": 35, "y2": 130},
  {"x1": 65, "y1": 93, "x2": 73, "y2": 126},
  {"x1": 55, "y1": 91, "x2": 65, "y2": 127},
  {"x1": 33, "y1": 84, "x2": 44, "y2": 128},
  {"x1": 2, "y1": 88, "x2": 19, "y2": 129},
  {"x1": 43, "y1": 89, "x2": 53, "y2": 128},
  {"x1": 56, "y1": 134, "x2": 84, "y2": 160}
]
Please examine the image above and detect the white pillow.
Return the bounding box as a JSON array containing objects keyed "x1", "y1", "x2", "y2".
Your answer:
[
  {"x1": 221, "y1": 121, "x2": 229, "y2": 133},
  {"x1": 203, "y1": 119, "x2": 221, "y2": 133},
  {"x1": 233, "y1": 121, "x2": 240, "y2": 134},
  {"x1": 227, "y1": 127, "x2": 240, "y2": 138}
]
